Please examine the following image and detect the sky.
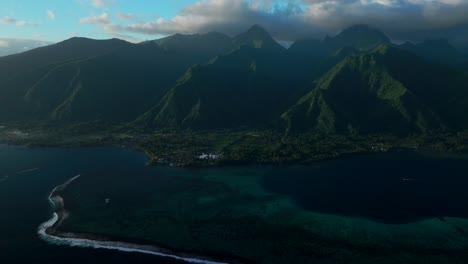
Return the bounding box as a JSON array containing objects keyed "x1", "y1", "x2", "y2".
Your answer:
[{"x1": 1, "y1": 0, "x2": 468, "y2": 47}]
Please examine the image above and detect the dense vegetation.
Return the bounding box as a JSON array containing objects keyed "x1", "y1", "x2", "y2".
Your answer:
[
  {"x1": 0, "y1": 24, "x2": 467, "y2": 163},
  {"x1": 283, "y1": 45, "x2": 468, "y2": 134},
  {"x1": 2, "y1": 24, "x2": 468, "y2": 263}
]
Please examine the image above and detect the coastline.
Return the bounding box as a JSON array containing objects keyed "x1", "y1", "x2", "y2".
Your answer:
[
  {"x1": 7, "y1": 142, "x2": 467, "y2": 264},
  {"x1": 38, "y1": 175, "x2": 233, "y2": 264},
  {"x1": 1, "y1": 125, "x2": 467, "y2": 168}
]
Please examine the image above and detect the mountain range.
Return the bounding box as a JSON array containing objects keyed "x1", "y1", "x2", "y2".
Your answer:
[{"x1": 1, "y1": 24, "x2": 467, "y2": 135}]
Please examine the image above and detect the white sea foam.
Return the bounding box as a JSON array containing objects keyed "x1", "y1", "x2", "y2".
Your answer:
[
  {"x1": 38, "y1": 175, "x2": 228, "y2": 264},
  {"x1": 17, "y1": 168, "x2": 39, "y2": 174}
]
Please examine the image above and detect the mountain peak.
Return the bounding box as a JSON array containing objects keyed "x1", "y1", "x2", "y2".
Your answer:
[
  {"x1": 399, "y1": 38, "x2": 460, "y2": 64},
  {"x1": 151, "y1": 32, "x2": 233, "y2": 55},
  {"x1": 62, "y1": 37, "x2": 128, "y2": 44},
  {"x1": 233, "y1": 24, "x2": 285, "y2": 51},
  {"x1": 342, "y1": 24, "x2": 372, "y2": 32},
  {"x1": 246, "y1": 24, "x2": 268, "y2": 33},
  {"x1": 327, "y1": 24, "x2": 391, "y2": 51},
  {"x1": 339, "y1": 24, "x2": 389, "y2": 40}
]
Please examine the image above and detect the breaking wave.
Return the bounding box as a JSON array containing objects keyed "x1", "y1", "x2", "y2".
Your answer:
[{"x1": 38, "y1": 175, "x2": 227, "y2": 264}]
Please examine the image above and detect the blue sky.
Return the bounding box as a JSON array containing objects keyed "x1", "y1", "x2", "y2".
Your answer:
[
  {"x1": 0, "y1": 0, "x2": 196, "y2": 42},
  {"x1": 1, "y1": 0, "x2": 468, "y2": 45}
]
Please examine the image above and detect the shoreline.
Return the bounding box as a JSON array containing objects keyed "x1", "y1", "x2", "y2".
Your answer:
[
  {"x1": 1, "y1": 126, "x2": 467, "y2": 168},
  {"x1": 38, "y1": 175, "x2": 232, "y2": 264}
]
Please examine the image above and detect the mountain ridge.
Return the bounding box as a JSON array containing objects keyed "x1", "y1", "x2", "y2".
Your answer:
[
  {"x1": 282, "y1": 45, "x2": 467, "y2": 134},
  {"x1": 0, "y1": 25, "x2": 467, "y2": 137}
]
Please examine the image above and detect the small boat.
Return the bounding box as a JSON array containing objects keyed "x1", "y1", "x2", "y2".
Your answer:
[{"x1": 402, "y1": 178, "x2": 415, "y2": 181}]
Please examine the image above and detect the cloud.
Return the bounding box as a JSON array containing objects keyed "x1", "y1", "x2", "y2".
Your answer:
[
  {"x1": 0, "y1": 38, "x2": 53, "y2": 56},
  {"x1": 115, "y1": 13, "x2": 134, "y2": 21},
  {"x1": 0, "y1": 40, "x2": 9, "y2": 48},
  {"x1": 68, "y1": 31, "x2": 79, "y2": 37},
  {"x1": 47, "y1": 10, "x2": 56, "y2": 20},
  {"x1": 1, "y1": 16, "x2": 32, "y2": 27},
  {"x1": 79, "y1": 13, "x2": 110, "y2": 24},
  {"x1": 110, "y1": 33, "x2": 144, "y2": 43},
  {"x1": 90, "y1": 0, "x2": 114, "y2": 8},
  {"x1": 15, "y1": 20, "x2": 27, "y2": 26},
  {"x1": 98, "y1": 0, "x2": 468, "y2": 43},
  {"x1": 104, "y1": 0, "x2": 305, "y2": 37},
  {"x1": 0, "y1": 16, "x2": 16, "y2": 24}
]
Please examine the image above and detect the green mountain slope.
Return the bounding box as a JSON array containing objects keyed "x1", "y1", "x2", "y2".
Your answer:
[
  {"x1": 0, "y1": 37, "x2": 130, "y2": 82},
  {"x1": 287, "y1": 25, "x2": 390, "y2": 85},
  {"x1": 0, "y1": 25, "x2": 291, "y2": 123},
  {"x1": 136, "y1": 45, "x2": 299, "y2": 129},
  {"x1": 0, "y1": 38, "x2": 130, "y2": 121},
  {"x1": 282, "y1": 45, "x2": 468, "y2": 135},
  {"x1": 136, "y1": 25, "x2": 297, "y2": 129},
  {"x1": 1, "y1": 24, "x2": 467, "y2": 136},
  {"x1": 0, "y1": 35, "x2": 239, "y2": 122}
]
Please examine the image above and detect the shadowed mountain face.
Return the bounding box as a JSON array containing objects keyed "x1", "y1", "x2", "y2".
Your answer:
[
  {"x1": 154, "y1": 25, "x2": 286, "y2": 54},
  {"x1": 289, "y1": 24, "x2": 391, "y2": 57},
  {"x1": 0, "y1": 33, "x2": 237, "y2": 122},
  {"x1": 399, "y1": 39, "x2": 464, "y2": 66},
  {"x1": 136, "y1": 46, "x2": 298, "y2": 129},
  {"x1": 0, "y1": 38, "x2": 130, "y2": 81},
  {"x1": 0, "y1": 25, "x2": 467, "y2": 135},
  {"x1": 136, "y1": 26, "x2": 293, "y2": 129},
  {"x1": 325, "y1": 25, "x2": 391, "y2": 51},
  {"x1": 0, "y1": 38, "x2": 132, "y2": 121},
  {"x1": 0, "y1": 25, "x2": 290, "y2": 123},
  {"x1": 22, "y1": 43, "x2": 196, "y2": 122},
  {"x1": 233, "y1": 25, "x2": 286, "y2": 51},
  {"x1": 282, "y1": 45, "x2": 468, "y2": 134},
  {"x1": 152, "y1": 32, "x2": 235, "y2": 60}
]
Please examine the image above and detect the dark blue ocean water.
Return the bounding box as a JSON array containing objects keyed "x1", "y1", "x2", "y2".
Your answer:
[
  {"x1": 1, "y1": 144, "x2": 467, "y2": 263},
  {"x1": 0, "y1": 145, "x2": 184, "y2": 264},
  {"x1": 261, "y1": 151, "x2": 468, "y2": 224}
]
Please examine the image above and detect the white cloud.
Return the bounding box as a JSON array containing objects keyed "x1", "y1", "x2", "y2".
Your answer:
[
  {"x1": 0, "y1": 39, "x2": 54, "y2": 56},
  {"x1": 0, "y1": 16, "x2": 16, "y2": 24},
  {"x1": 1, "y1": 16, "x2": 32, "y2": 27},
  {"x1": 47, "y1": 10, "x2": 55, "y2": 20},
  {"x1": 407, "y1": 0, "x2": 465, "y2": 5},
  {"x1": 74, "y1": 0, "x2": 467, "y2": 44},
  {"x1": 68, "y1": 31, "x2": 79, "y2": 37},
  {"x1": 79, "y1": 13, "x2": 110, "y2": 24},
  {"x1": 15, "y1": 20, "x2": 27, "y2": 27},
  {"x1": 360, "y1": 0, "x2": 400, "y2": 6},
  {"x1": 0, "y1": 40, "x2": 9, "y2": 48},
  {"x1": 90, "y1": 0, "x2": 114, "y2": 8},
  {"x1": 115, "y1": 13, "x2": 134, "y2": 21},
  {"x1": 110, "y1": 33, "x2": 144, "y2": 43}
]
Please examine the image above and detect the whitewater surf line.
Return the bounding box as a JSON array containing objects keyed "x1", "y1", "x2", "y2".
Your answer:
[
  {"x1": 38, "y1": 175, "x2": 229, "y2": 264},
  {"x1": 0, "y1": 174, "x2": 10, "y2": 183},
  {"x1": 17, "y1": 168, "x2": 39, "y2": 174}
]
